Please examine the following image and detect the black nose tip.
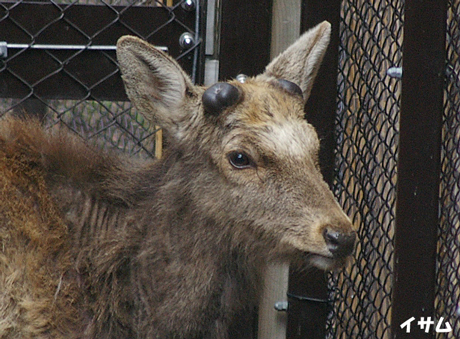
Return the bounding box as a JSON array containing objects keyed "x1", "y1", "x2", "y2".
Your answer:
[{"x1": 323, "y1": 229, "x2": 356, "y2": 258}]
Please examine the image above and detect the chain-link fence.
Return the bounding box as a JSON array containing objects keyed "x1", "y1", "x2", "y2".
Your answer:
[
  {"x1": 327, "y1": 1, "x2": 460, "y2": 338},
  {"x1": 436, "y1": 0, "x2": 460, "y2": 338},
  {"x1": 326, "y1": 1, "x2": 403, "y2": 338},
  {"x1": 0, "y1": 0, "x2": 203, "y2": 158}
]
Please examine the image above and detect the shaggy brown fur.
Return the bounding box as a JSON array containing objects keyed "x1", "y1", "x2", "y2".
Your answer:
[
  {"x1": 0, "y1": 121, "x2": 83, "y2": 338},
  {"x1": 0, "y1": 22, "x2": 355, "y2": 339}
]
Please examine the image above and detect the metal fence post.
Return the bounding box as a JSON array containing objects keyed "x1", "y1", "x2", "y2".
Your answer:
[
  {"x1": 391, "y1": 1, "x2": 447, "y2": 338},
  {"x1": 219, "y1": 4, "x2": 273, "y2": 337},
  {"x1": 218, "y1": 0, "x2": 272, "y2": 80},
  {"x1": 286, "y1": 1, "x2": 341, "y2": 339}
]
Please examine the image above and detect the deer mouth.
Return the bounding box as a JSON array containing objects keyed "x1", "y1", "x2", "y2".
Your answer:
[{"x1": 305, "y1": 252, "x2": 348, "y2": 271}]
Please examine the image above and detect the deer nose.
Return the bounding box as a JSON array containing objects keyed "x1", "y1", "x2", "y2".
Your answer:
[{"x1": 323, "y1": 228, "x2": 356, "y2": 258}]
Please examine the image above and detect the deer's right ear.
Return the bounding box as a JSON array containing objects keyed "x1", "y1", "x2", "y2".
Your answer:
[
  {"x1": 262, "y1": 21, "x2": 331, "y2": 103},
  {"x1": 116, "y1": 36, "x2": 197, "y2": 138}
]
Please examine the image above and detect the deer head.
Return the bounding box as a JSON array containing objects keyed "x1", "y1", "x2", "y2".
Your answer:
[{"x1": 116, "y1": 21, "x2": 356, "y2": 270}]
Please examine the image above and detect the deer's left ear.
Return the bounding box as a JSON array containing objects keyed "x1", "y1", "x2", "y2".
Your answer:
[{"x1": 261, "y1": 21, "x2": 331, "y2": 102}]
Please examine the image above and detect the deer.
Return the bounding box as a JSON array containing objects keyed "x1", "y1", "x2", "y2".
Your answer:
[{"x1": 0, "y1": 21, "x2": 356, "y2": 339}]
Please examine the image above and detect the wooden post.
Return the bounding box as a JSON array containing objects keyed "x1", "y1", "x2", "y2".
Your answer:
[
  {"x1": 270, "y1": 0, "x2": 301, "y2": 60},
  {"x1": 157, "y1": 0, "x2": 173, "y2": 7},
  {"x1": 257, "y1": 2, "x2": 301, "y2": 339},
  {"x1": 155, "y1": 126, "x2": 163, "y2": 159}
]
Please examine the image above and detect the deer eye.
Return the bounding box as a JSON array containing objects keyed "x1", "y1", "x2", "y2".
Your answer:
[{"x1": 227, "y1": 151, "x2": 254, "y2": 169}]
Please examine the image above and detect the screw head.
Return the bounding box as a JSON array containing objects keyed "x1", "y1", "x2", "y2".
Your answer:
[
  {"x1": 274, "y1": 301, "x2": 289, "y2": 312},
  {"x1": 181, "y1": 0, "x2": 195, "y2": 11},
  {"x1": 179, "y1": 32, "x2": 195, "y2": 49},
  {"x1": 0, "y1": 42, "x2": 7, "y2": 59},
  {"x1": 236, "y1": 74, "x2": 248, "y2": 83},
  {"x1": 387, "y1": 67, "x2": 403, "y2": 79}
]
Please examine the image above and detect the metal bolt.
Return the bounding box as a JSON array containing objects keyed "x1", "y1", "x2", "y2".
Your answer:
[
  {"x1": 0, "y1": 42, "x2": 7, "y2": 59},
  {"x1": 236, "y1": 74, "x2": 248, "y2": 83},
  {"x1": 181, "y1": 0, "x2": 195, "y2": 11},
  {"x1": 179, "y1": 32, "x2": 195, "y2": 49},
  {"x1": 387, "y1": 67, "x2": 403, "y2": 79},
  {"x1": 274, "y1": 301, "x2": 289, "y2": 312}
]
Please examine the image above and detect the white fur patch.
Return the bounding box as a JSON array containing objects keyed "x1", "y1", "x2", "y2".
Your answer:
[{"x1": 262, "y1": 120, "x2": 319, "y2": 160}]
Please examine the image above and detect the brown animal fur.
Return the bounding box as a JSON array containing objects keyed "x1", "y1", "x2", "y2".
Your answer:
[
  {"x1": 0, "y1": 122, "x2": 83, "y2": 338},
  {"x1": 0, "y1": 22, "x2": 355, "y2": 338}
]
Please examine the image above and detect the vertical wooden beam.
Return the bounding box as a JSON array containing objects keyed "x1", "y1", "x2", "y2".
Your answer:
[
  {"x1": 258, "y1": 2, "x2": 300, "y2": 339},
  {"x1": 258, "y1": 263, "x2": 289, "y2": 339},
  {"x1": 286, "y1": 1, "x2": 341, "y2": 339},
  {"x1": 270, "y1": 0, "x2": 301, "y2": 59},
  {"x1": 157, "y1": 0, "x2": 173, "y2": 7},
  {"x1": 155, "y1": 126, "x2": 163, "y2": 159},
  {"x1": 391, "y1": 1, "x2": 447, "y2": 338}
]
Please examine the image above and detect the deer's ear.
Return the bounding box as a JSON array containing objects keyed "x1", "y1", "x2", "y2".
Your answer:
[
  {"x1": 116, "y1": 36, "x2": 197, "y2": 138},
  {"x1": 262, "y1": 21, "x2": 331, "y2": 102}
]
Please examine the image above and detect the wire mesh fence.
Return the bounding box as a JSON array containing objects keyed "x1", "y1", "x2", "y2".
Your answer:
[
  {"x1": 0, "y1": 0, "x2": 203, "y2": 158},
  {"x1": 436, "y1": 0, "x2": 460, "y2": 338},
  {"x1": 328, "y1": 0, "x2": 460, "y2": 338},
  {"x1": 327, "y1": 1, "x2": 403, "y2": 338}
]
